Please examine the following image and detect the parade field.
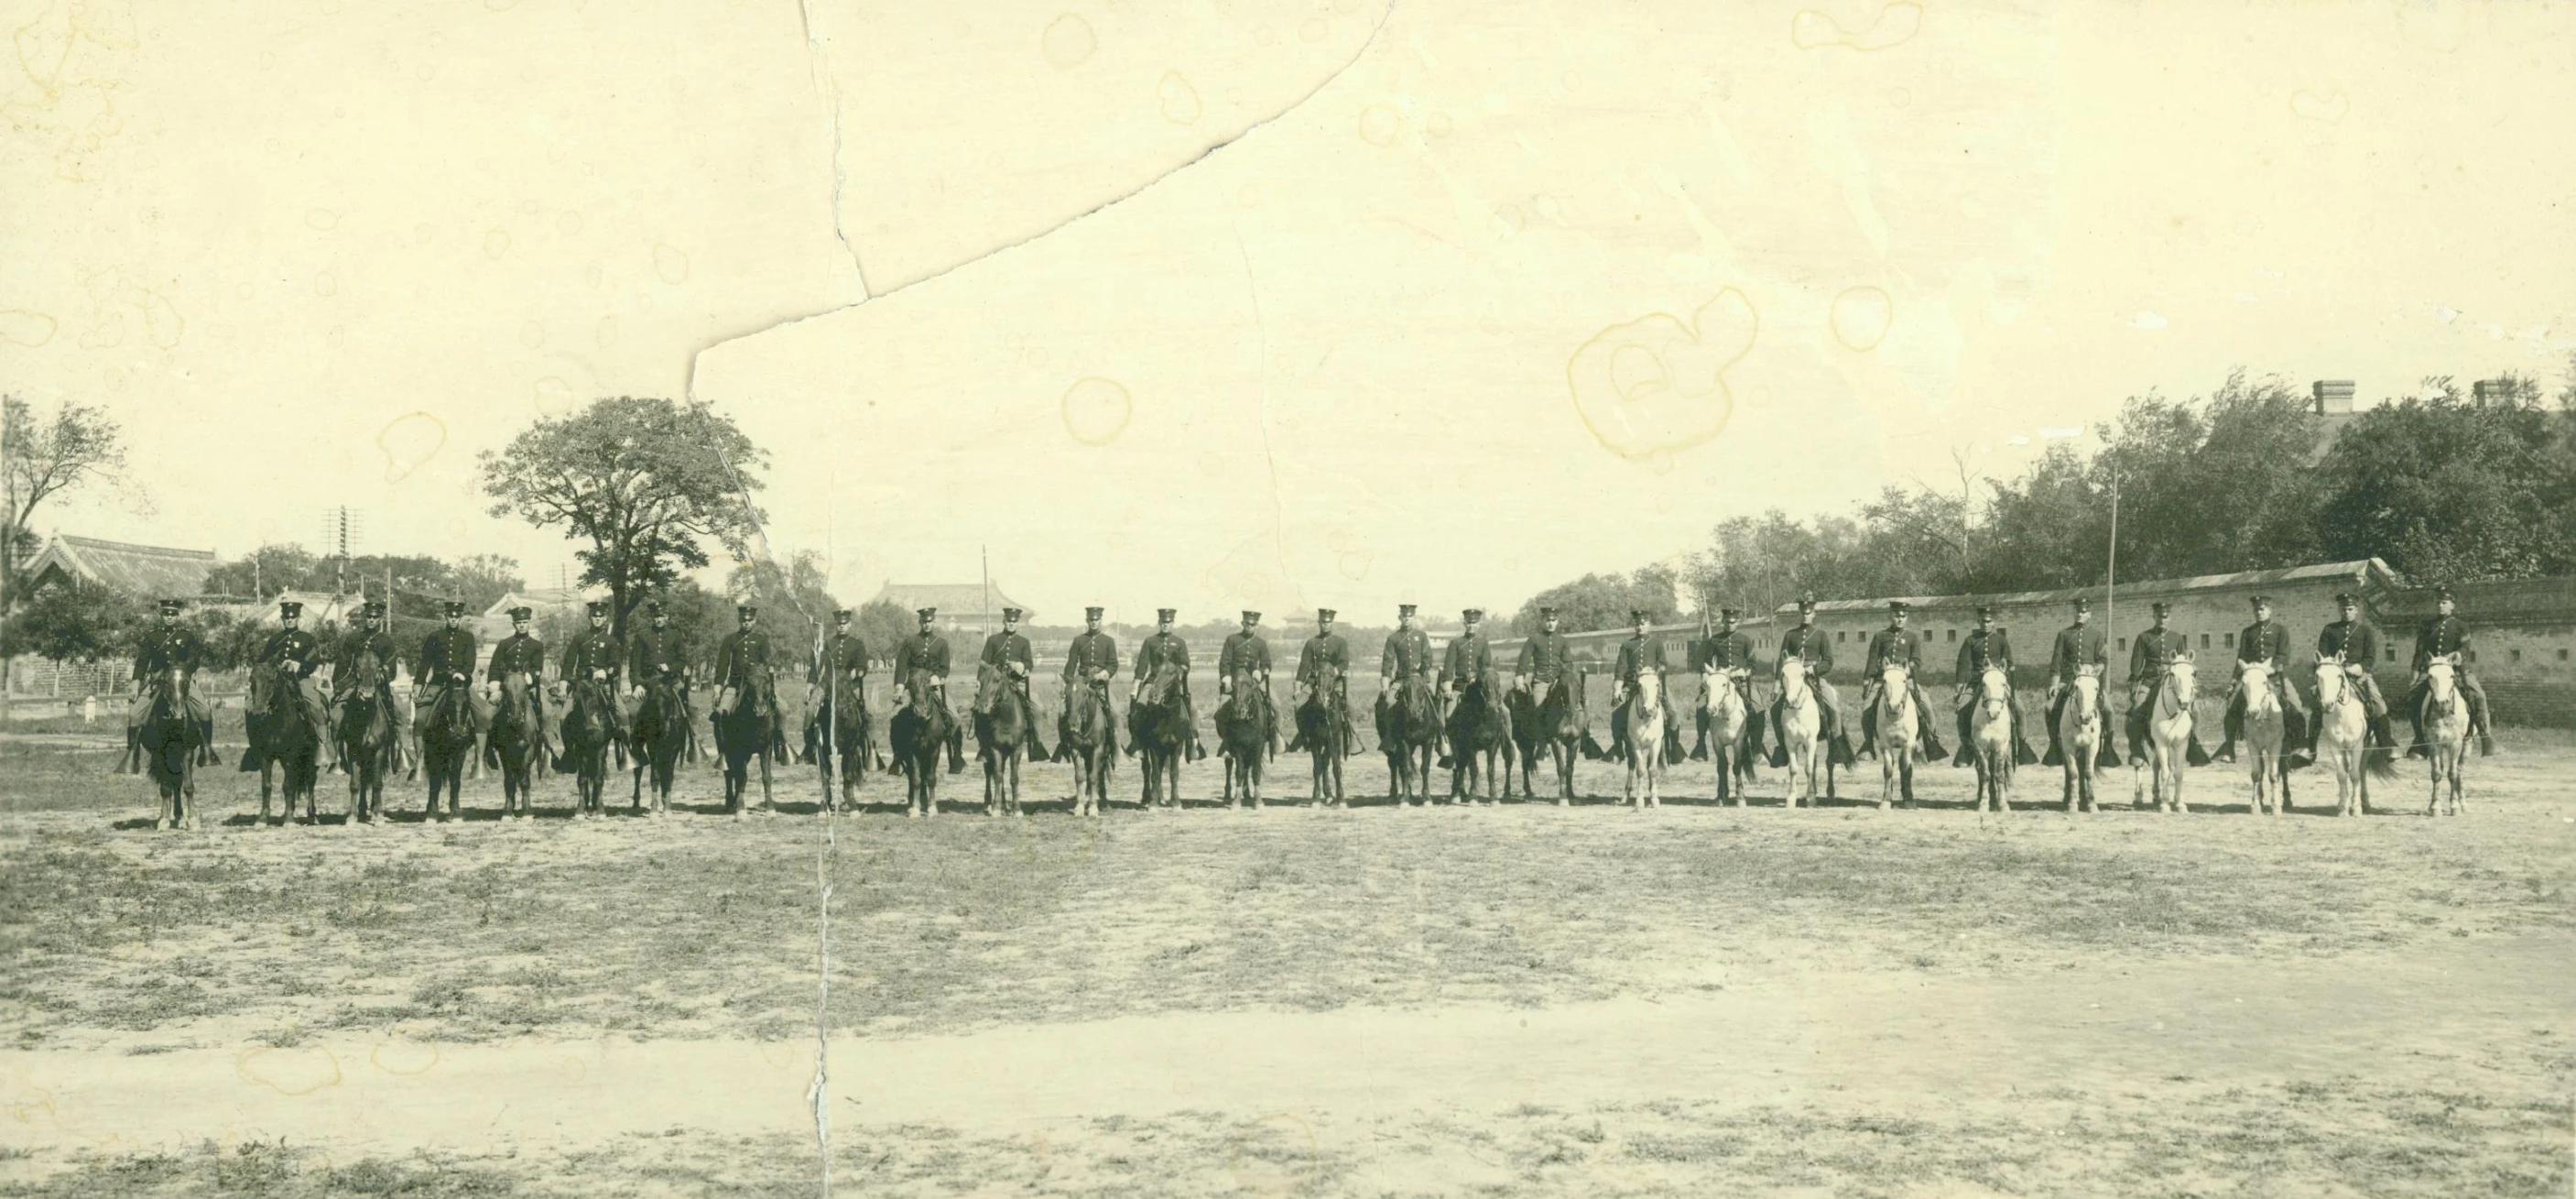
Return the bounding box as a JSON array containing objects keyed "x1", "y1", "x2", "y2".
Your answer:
[{"x1": 3, "y1": 719, "x2": 2571, "y2": 1196}]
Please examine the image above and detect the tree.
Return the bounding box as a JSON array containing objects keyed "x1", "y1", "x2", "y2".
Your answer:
[
  {"x1": 479, "y1": 397, "x2": 766, "y2": 637},
  {"x1": 853, "y1": 598, "x2": 914, "y2": 670},
  {"x1": 448, "y1": 553, "x2": 525, "y2": 613},
  {"x1": 0, "y1": 585, "x2": 141, "y2": 663},
  {"x1": 724, "y1": 550, "x2": 841, "y2": 666},
  {"x1": 201, "y1": 544, "x2": 322, "y2": 600},
  {"x1": 1510, "y1": 566, "x2": 1679, "y2": 635},
  {"x1": 3, "y1": 397, "x2": 136, "y2": 602},
  {"x1": 2313, "y1": 381, "x2": 2576, "y2": 582}
]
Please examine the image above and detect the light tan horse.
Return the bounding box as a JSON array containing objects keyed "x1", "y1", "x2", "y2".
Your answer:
[
  {"x1": 2421, "y1": 654, "x2": 2471, "y2": 815},
  {"x1": 2311, "y1": 658, "x2": 2377, "y2": 818},
  {"x1": 1776, "y1": 657, "x2": 1825, "y2": 808},
  {"x1": 1967, "y1": 666, "x2": 2017, "y2": 813},
  {"x1": 2237, "y1": 660, "x2": 2289, "y2": 816},
  {"x1": 1624, "y1": 670, "x2": 1665, "y2": 809},
  {"x1": 1696, "y1": 665, "x2": 1758, "y2": 806},
  {"x1": 2056, "y1": 664, "x2": 2105, "y2": 812},
  {"x1": 1875, "y1": 664, "x2": 1918, "y2": 809},
  {"x1": 2134, "y1": 657, "x2": 2200, "y2": 813}
]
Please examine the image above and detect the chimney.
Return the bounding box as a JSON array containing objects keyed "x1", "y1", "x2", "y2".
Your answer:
[
  {"x1": 2471, "y1": 377, "x2": 2515, "y2": 408},
  {"x1": 2311, "y1": 379, "x2": 2355, "y2": 415}
]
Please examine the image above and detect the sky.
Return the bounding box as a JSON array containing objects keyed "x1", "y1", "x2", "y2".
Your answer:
[{"x1": 6, "y1": 0, "x2": 2571, "y2": 626}]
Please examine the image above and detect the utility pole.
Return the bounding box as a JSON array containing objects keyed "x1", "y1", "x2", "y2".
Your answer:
[
  {"x1": 981, "y1": 544, "x2": 990, "y2": 640},
  {"x1": 2104, "y1": 473, "x2": 2120, "y2": 639}
]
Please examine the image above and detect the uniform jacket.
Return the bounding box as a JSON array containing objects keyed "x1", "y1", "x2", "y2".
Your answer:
[
  {"x1": 980, "y1": 630, "x2": 1034, "y2": 681},
  {"x1": 2236, "y1": 619, "x2": 2293, "y2": 667},
  {"x1": 258, "y1": 627, "x2": 324, "y2": 679},
  {"x1": 419, "y1": 626, "x2": 479, "y2": 684},
  {"x1": 1296, "y1": 633, "x2": 1351, "y2": 688},
  {"x1": 2047, "y1": 625, "x2": 2109, "y2": 682},
  {"x1": 1515, "y1": 630, "x2": 1572, "y2": 684},
  {"x1": 1062, "y1": 630, "x2": 1120, "y2": 683},
  {"x1": 487, "y1": 632, "x2": 549, "y2": 682},
  {"x1": 1956, "y1": 627, "x2": 2016, "y2": 681},
  {"x1": 335, "y1": 627, "x2": 402, "y2": 685},
  {"x1": 892, "y1": 628, "x2": 951, "y2": 681},
  {"x1": 1864, "y1": 627, "x2": 1925, "y2": 678},
  {"x1": 2128, "y1": 626, "x2": 2189, "y2": 683},
  {"x1": 812, "y1": 632, "x2": 869, "y2": 687},
  {"x1": 132, "y1": 622, "x2": 206, "y2": 679},
  {"x1": 2317, "y1": 619, "x2": 2378, "y2": 668},
  {"x1": 1134, "y1": 631, "x2": 1191, "y2": 679},
  {"x1": 1440, "y1": 630, "x2": 1494, "y2": 682},
  {"x1": 1698, "y1": 628, "x2": 1756, "y2": 673},
  {"x1": 1218, "y1": 630, "x2": 1273, "y2": 678},
  {"x1": 1612, "y1": 633, "x2": 1668, "y2": 683},
  {"x1": 712, "y1": 628, "x2": 776, "y2": 689},
  {"x1": 561, "y1": 625, "x2": 623, "y2": 683},
  {"x1": 1775, "y1": 622, "x2": 1833, "y2": 678},
  {"x1": 627, "y1": 625, "x2": 689, "y2": 683},
  {"x1": 1381, "y1": 627, "x2": 1433, "y2": 678},
  {"x1": 2410, "y1": 615, "x2": 2471, "y2": 672}
]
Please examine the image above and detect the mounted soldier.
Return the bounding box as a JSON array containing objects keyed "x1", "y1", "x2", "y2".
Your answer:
[
  {"x1": 1610, "y1": 609, "x2": 1679, "y2": 757},
  {"x1": 2125, "y1": 600, "x2": 2192, "y2": 759},
  {"x1": 125, "y1": 597, "x2": 213, "y2": 769},
  {"x1": 417, "y1": 600, "x2": 491, "y2": 767},
  {"x1": 487, "y1": 605, "x2": 558, "y2": 768},
  {"x1": 1952, "y1": 605, "x2": 2035, "y2": 766},
  {"x1": 2315, "y1": 592, "x2": 2396, "y2": 755},
  {"x1": 1438, "y1": 607, "x2": 1495, "y2": 737},
  {"x1": 1772, "y1": 592, "x2": 1846, "y2": 756},
  {"x1": 1514, "y1": 605, "x2": 1574, "y2": 699},
  {"x1": 892, "y1": 606, "x2": 967, "y2": 768},
  {"x1": 560, "y1": 600, "x2": 629, "y2": 742},
  {"x1": 332, "y1": 599, "x2": 413, "y2": 774},
  {"x1": 2404, "y1": 585, "x2": 2494, "y2": 758},
  {"x1": 1061, "y1": 605, "x2": 1120, "y2": 745},
  {"x1": 2217, "y1": 594, "x2": 2310, "y2": 765},
  {"x1": 2044, "y1": 595, "x2": 2119, "y2": 767},
  {"x1": 1696, "y1": 605, "x2": 1766, "y2": 759},
  {"x1": 1218, "y1": 610, "x2": 1280, "y2": 758},
  {"x1": 713, "y1": 603, "x2": 794, "y2": 763},
  {"x1": 1130, "y1": 608, "x2": 1208, "y2": 761},
  {"x1": 1859, "y1": 602, "x2": 1949, "y2": 761},
  {"x1": 1382, "y1": 603, "x2": 1439, "y2": 753},
  {"x1": 254, "y1": 599, "x2": 333, "y2": 768},
  {"x1": 627, "y1": 597, "x2": 701, "y2": 762},
  {"x1": 1290, "y1": 607, "x2": 1361, "y2": 756},
  {"x1": 810, "y1": 605, "x2": 869, "y2": 734},
  {"x1": 977, "y1": 606, "x2": 1043, "y2": 752}
]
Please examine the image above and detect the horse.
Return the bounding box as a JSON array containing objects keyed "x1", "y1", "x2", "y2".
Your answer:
[
  {"x1": 1873, "y1": 664, "x2": 1920, "y2": 809},
  {"x1": 560, "y1": 676, "x2": 620, "y2": 818},
  {"x1": 418, "y1": 673, "x2": 484, "y2": 822},
  {"x1": 2312, "y1": 658, "x2": 2394, "y2": 818},
  {"x1": 2420, "y1": 653, "x2": 2472, "y2": 816},
  {"x1": 1055, "y1": 676, "x2": 1117, "y2": 817},
  {"x1": 973, "y1": 665, "x2": 1035, "y2": 818},
  {"x1": 2054, "y1": 664, "x2": 2108, "y2": 812},
  {"x1": 1693, "y1": 666, "x2": 1760, "y2": 807},
  {"x1": 485, "y1": 672, "x2": 546, "y2": 820},
  {"x1": 629, "y1": 674, "x2": 691, "y2": 816},
  {"x1": 2134, "y1": 657, "x2": 2202, "y2": 814},
  {"x1": 2235, "y1": 660, "x2": 2291, "y2": 816},
  {"x1": 1293, "y1": 661, "x2": 1353, "y2": 808},
  {"x1": 711, "y1": 678, "x2": 782, "y2": 818},
  {"x1": 1214, "y1": 666, "x2": 1274, "y2": 811},
  {"x1": 887, "y1": 669, "x2": 957, "y2": 817},
  {"x1": 1443, "y1": 674, "x2": 1513, "y2": 805},
  {"x1": 1508, "y1": 673, "x2": 1583, "y2": 805},
  {"x1": 1129, "y1": 658, "x2": 1191, "y2": 810},
  {"x1": 242, "y1": 662, "x2": 321, "y2": 825},
  {"x1": 1771, "y1": 658, "x2": 1831, "y2": 808},
  {"x1": 333, "y1": 657, "x2": 397, "y2": 826},
  {"x1": 134, "y1": 668, "x2": 206, "y2": 830},
  {"x1": 1616, "y1": 670, "x2": 1668, "y2": 808},
  {"x1": 804, "y1": 672, "x2": 877, "y2": 814},
  {"x1": 1966, "y1": 667, "x2": 2017, "y2": 814},
  {"x1": 1375, "y1": 671, "x2": 1440, "y2": 807}
]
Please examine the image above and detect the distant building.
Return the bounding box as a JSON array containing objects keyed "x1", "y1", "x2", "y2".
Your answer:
[
  {"x1": 869, "y1": 583, "x2": 1034, "y2": 634},
  {"x1": 21, "y1": 535, "x2": 220, "y2": 600}
]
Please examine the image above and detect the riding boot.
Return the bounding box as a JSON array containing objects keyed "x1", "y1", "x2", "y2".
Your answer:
[
  {"x1": 1857, "y1": 704, "x2": 1878, "y2": 760},
  {"x1": 1912, "y1": 687, "x2": 1949, "y2": 761},
  {"x1": 1951, "y1": 704, "x2": 1975, "y2": 767}
]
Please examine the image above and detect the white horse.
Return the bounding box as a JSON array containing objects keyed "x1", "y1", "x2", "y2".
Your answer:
[
  {"x1": 2421, "y1": 654, "x2": 2471, "y2": 815},
  {"x1": 1697, "y1": 665, "x2": 1758, "y2": 806},
  {"x1": 1875, "y1": 664, "x2": 1918, "y2": 809},
  {"x1": 2238, "y1": 660, "x2": 2289, "y2": 816},
  {"x1": 2055, "y1": 664, "x2": 2106, "y2": 812},
  {"x1": 1625, "y1": 670, "x2": 1665, "y2": 809},
  {"x1": 2134, "y1": 657, "x2": 2201, "y2": 814},
  {"x1": 2311, "y1": 658, "x2": 2376, "y2": 818},
  {"x1": 1777, "y1": 657, "x2": 1825, "y2": 808},
  {"x1": 1967, "y1": 666, "x2": 2016, "y2": 813}
]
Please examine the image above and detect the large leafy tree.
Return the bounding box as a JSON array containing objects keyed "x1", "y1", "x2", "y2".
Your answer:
[
  {"x1": 0, "y1": 585, "x2": 140, "y2": 663},
  {"x1": 1510, "y1": 565, "x2": 1679, "y2": 635},
  {"x1": 4, "y1": 397, "x2": 136, "y2": 602},
  {"x1": 724, "y1": 550, "x2": 842, "y2": 666},
  {"x1": 479, "y1": 397, "x2": 766, "y2": 636},
  {"x1": 2313, "y1": 376, "x2": 2576, "y2": 582}
]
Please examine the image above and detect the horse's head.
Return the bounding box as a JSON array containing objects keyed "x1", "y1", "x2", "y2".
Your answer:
[
  {"x1": 2427, "y1": 653, "x2": 2458, "y2": 701},
  {"x1": 1778, "y1": 656, "x2": 1807, "y2": 689},
  {"x1": 903, "y1": 669, "x2": 940, "y2": 714},
  {"x1": 1308, "y1": 660, "x2": 1343, "y2": 701},
  {"x1": 2239, "y1": 659, "x2": 2271, "y2": 691},
  {"x1": 1701, "y1": 666, "x2": 1743, "y2": 712},
  {"x1": 1138, "y1": 659, "x2": 1185, "y2": 707},
  {"x1": 1633, "y1": 670, "x2": 1661, "y2": 709},
  {"x1": 1978, "y1": 667, "x2": 2010, "y2": 707},
  {"x1": 2166, "y1": 656, "x2": 2197, "y2": 699},
  {"x1": 2313, "y1": 658, "x2": 2345, "y2": 706},
  {"x1": 2069, "y1": 665, "x2": 2101, "y2": 724},
  {"x1": 1879, "y1": 662, "x2": 1910, "y2": 697}
]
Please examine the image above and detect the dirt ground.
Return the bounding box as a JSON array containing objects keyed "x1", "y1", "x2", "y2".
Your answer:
[{"x1": 3, "y1": 723, "x2": 2571, "y2": 1195}]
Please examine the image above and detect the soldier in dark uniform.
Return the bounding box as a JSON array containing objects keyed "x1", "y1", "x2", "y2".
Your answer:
[
  {"x1": 1695, "y1": 605, "x2": 1766, "y2": 761},
  {"x1": 891, "y1": 606, "x2": 967, "y2": 770},
  {"x1": 1382, "y1": 603, "x2": 1439, "y2": 753},
  {"x1": 1772, "y1": 592, "x2": 1846, "y2": 755},
  {"x1": 1060, "y1": 605, "x2": 1121, "y2": 751},
  {"x1": 628, "y1": 597, "x2": 702, "y2": 763},
  {"x1": 2217, "y1": 594, "x2": 2310, "y2": 764},
  {"x1": 2125, "y1": 600, "x2": 2191, "y2": 759},
  {"x1": 1218, "y1": 610, "x2": 1280, "y2": 758},
  {"x1": 1439, "y1": 607, "x2": 1495, "y2": 749},
  {"x1": 2043, "y1": 596, "x2": 2118, "y2": 767},
  {"x1": 1859, "y1": 601, "x2": 1949, "y2": 761},
  {"x1": 977, "y1": 606, "x2": 1043, "y2": 755},
  {"x1": 1514, "y1": 605, "x2": 1574, "y2": 700},
  {"x1": 560, "y1": 599, "x2": 629, "y2": 741},
  {"x1": 1132, "y1": 608, "x2": 1208, "y2": 761},
  {"x1": 712, "y1": 604, "x2": 795, "y2": 764},
  {"x1": 1609, "y1": 609, "x2": 1679, "y2": 756},
  {"x1": 807, "y1": 607, "x2": 869, "y2": 758},
  {"x1": 1291, "y1": 607, "x2": 1361, "y2": 756},
  {"x1": 1952, "y1": 605, "x2": 2034, "y2": 766},
  {"x1": 417, "y1": 600, "x2": 491, "y2": 766},
  {"x1": 254, "y1": 598, "x2": 333, "y2": 768},
  {"x1": 332, "y1": 600, "x2": 413, "y2": 774},
  {"x1": 2404, "y1": 586, "x2": 2494, "y2": 758},
  {"x1": 125, "y1": 597, "x2": 214, "y2": 771},
  {"x1": 2315, "y1": 592, "x2": 2396, "y2": 753},
  {"x1": 487, "y1": 605, "x2": 558, "y2": 768}
]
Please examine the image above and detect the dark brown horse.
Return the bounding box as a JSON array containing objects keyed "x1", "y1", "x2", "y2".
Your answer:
[
  {"x1": 629, "y1": 673, "x2": 690, "y2": 816},
  {"x1": 974, "y1": 664, "x2": 1038, "y2": 817},
  {"x1": 561, "y1": 676, "x2": 620, "y2": 818},
  {"x1": 803, "y1": 672, "x2": 877, "y2": 814},
  {"x1": 1294, "y1": 661, "x2": 1356, "y2": 808},
  {"x1": 1508, "y1": 673, "x2": 1584, "y2": 805},
  {"x1": 712, "y1": 677, "x2": 781, "y2": 818},
  {"x1": 1443, "y1": 674, "x2": 1514, "y2": 805},
  {"x1": 419, "y1": 671, "x2": 484, "y2": 822},
  {"x1": 888, "y1": 668, "x2": 956, "y2": 818},
  {"x1": 1376, "y1": 672, "x2": 1440, "y2": 806},
  {"x1": 242, "y1": 662, "x2": 321, "y2": 825},
  {"x1": 488, "y1": 672, "x2": 545, "y2": 820},
  {"x1": 1055, "y1": 675, "x2": 1117, "y2": 817},
  {"x1": 334, "y1": 656, "x2": 396, "y2": 826},
  {"x1": 1216, "y1": 665, "x2": 1274, "y2": 810},
  {"x1": 1129, "y1": 658, "x2": 1190, "y2": 809},
  {"x1": 136, "y1": 668, "x2": 206, "y2": 830}
]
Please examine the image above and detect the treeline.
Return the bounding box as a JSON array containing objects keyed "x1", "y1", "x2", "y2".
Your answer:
[{"x1": 1516, "y1": 367, "x2": 2576, "y2": 635}]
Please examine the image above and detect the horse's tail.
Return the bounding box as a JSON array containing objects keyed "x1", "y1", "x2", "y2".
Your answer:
[
  {"x1": 1580, "y1": 729, "x2": 1609, "y2": 761},
  {"x1": 2364, "y1": 744, "x2": 2400, "y2": 780}
]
